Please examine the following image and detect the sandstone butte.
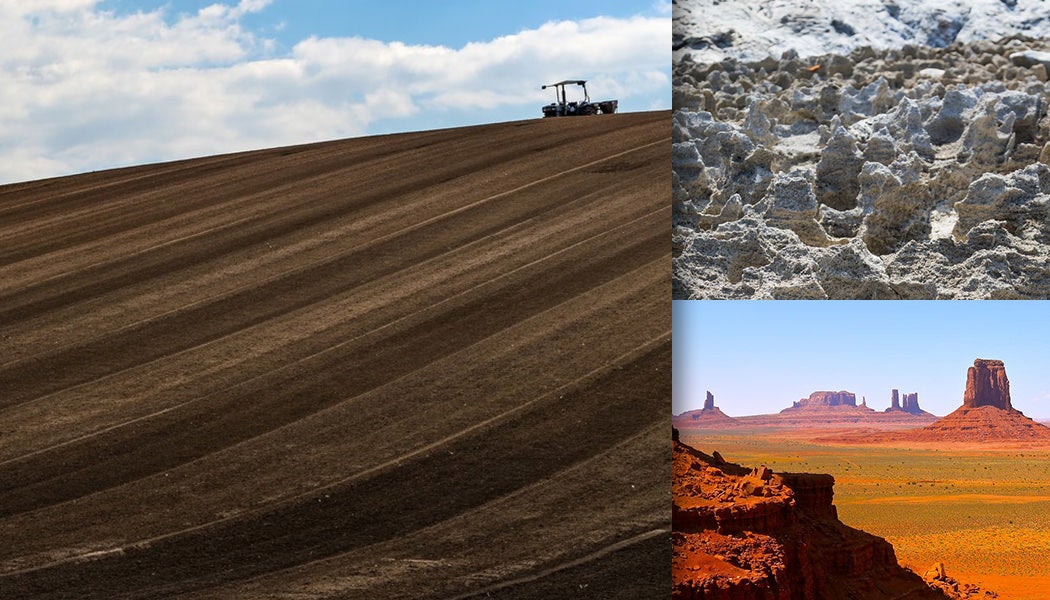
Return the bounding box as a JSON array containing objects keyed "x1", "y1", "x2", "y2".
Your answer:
[
  {"x1": 963, "y1": 359, "x2": 1012, "y2": 410},
  {"x1": 920, "y1": 358, "x2": 1050, "y2": 442},
  {"x1": 671, "y1": 431, "x2": 984, "y2": 599},
  {"x1": 831, "y1": 358, "x2": 1050, "y2": 444},
  {"x1": 885, "y1": 389, "x2": 933, "y2": 416},
  {"x1": 674, "y1": 391, "x2": 739, "y2": 428}
]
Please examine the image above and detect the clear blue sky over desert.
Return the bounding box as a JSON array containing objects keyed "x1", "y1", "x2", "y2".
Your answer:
[
  {"x1": 0, "y1": 0, "x2": 669, "y2": 183},
  {"x1": 673, "y1": 301, "x2": 1050, "y2": 419}
]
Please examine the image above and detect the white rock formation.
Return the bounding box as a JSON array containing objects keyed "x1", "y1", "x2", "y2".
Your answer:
[
  {"x1": 674, "y1": 0, "x2": 1050, "y2": 64},
  {"x1": 673, "y1": 36, "x2": 1050, "y2": 298}
]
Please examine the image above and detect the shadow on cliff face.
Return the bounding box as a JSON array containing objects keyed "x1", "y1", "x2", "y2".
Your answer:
[{"x1": 672, "y1": 433, "x2": 955, "y2": 599}]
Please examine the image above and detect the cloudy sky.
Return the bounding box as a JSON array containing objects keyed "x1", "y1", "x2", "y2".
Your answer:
[
  {"x1": 0, "y1": 0, "x2": 669, "y2": 184},
  {"x1": 674, "y1": 301, "x2": 1050, "y2": 419}
]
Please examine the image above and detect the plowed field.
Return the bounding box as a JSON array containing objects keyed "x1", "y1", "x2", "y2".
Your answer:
[{"x1": 0, "y1": 111, "x2": 671, "y2": 599}]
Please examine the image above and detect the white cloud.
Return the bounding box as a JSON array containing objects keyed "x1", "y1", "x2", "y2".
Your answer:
[{"x1": 0, "y1": 2, "x2": 669, "y2": 183}]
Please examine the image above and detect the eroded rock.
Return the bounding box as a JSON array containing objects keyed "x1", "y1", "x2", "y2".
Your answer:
[{"x1": 673, "y1": 37, "x2": 1050, "y2": 299}]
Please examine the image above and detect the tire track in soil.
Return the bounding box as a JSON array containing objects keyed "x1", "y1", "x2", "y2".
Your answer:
[
  {"x1": 0, "y1": 124, "x2": 610, "y2": 315},
  {"x1": 0, "y1": 178, "x2": 661, "y2": 461},
  {"x1": 0, "y1": 140, "x2": 665, "y2": 407},
  {"x1": 0, "y1": 340, "x2": 670, "y2": 599},
  {"x1": 0, "y1": 111, "x2": 670, "y2": 599},
  {"x1": 198, "y1": 420, "x2": 670, "y2": 600},
  {"x1": 0, "y1": 117, "x2": 639, "y2": 265},
  {"x1": 0, "y1": 125, "x2": 487, "y2": 255},
  {"x1": 0, "y1": 192, "x2": 663, "y2": 460},
  {"x1": 0, "y1": 213, "x2": 666, "y2": 515}
]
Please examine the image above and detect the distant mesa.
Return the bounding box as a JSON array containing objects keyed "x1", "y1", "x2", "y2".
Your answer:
[
  {"x1": 679, "y1": 386, "x2": 942, "y2": 431},
  {"x1": 683, "y1": 387, "x2": 939, "y2": 430},
  {"x1": 769, "y1": 390, "x2": 921, "y2": 428},
  {"x1": 783, "y1": 390, "x2": 857, "y2": 411}
]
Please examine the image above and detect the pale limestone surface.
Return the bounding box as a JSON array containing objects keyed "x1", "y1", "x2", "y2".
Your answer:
[{"x1": 673, "y1": 37, "x2": 1050, "y2": 299}]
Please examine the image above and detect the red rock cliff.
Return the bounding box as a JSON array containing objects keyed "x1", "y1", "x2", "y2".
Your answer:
[{"x1": 672, "y1": 440, "x2": 948, "y2": 600}]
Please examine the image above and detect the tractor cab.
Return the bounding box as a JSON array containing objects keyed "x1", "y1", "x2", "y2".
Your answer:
[{"x1": 541, "y1": 80, "x2": 618, "y2": 117}]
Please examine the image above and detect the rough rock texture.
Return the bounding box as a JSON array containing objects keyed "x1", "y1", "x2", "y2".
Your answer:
[
  {"x1": 891, "y1": 389, "x2": 901, "y2": 410},
  {"x1": 704, "y1": 390, "x2": 716, "y2": 411},
  {"x1": 673, "y1": 36, "x2": 1050, "y2": 299},
  {"x1": 674, "y1": 0, "x2": 1050, "y2": 65},
  {"x1": 1012, "y1": 50, "x2": 1050, "y2": 72},
  {"x1": 787, "y1": 390, "x2": 857, "y2": 410},
  {"x1": 963, "y1": 358, "x2": 1012, "y2": 409},
  {"x1": 672, "y1": 440, "x2": 950, "y2": 600}
]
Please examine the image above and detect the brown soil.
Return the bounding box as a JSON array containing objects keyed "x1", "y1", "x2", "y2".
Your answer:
[{"x1": 0, "y1": 112, "x2": 670, "y2": 598}]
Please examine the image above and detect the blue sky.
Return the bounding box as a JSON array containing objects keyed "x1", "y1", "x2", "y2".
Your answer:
[
  {"x1": 103, "y1": 0, "x2": 665, "y2": 49},
  {"x1": 0, "y1": 1, "x2": 669, "y2": 183},
  {"x1": 673, "y1": 301, "x2": 1050, "y2": 419}
]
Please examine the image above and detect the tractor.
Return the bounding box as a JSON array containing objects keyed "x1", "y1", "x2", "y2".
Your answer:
[{"x1": 541, "y1": 80, "x2": 618, "y2": 117}]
